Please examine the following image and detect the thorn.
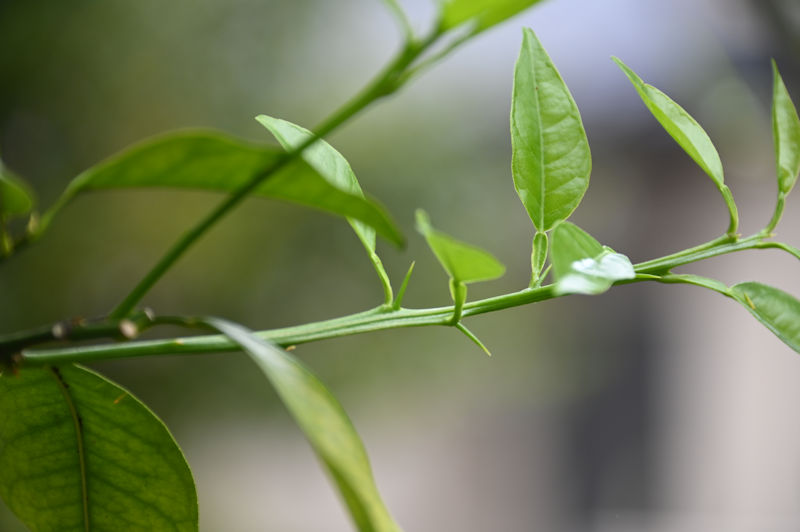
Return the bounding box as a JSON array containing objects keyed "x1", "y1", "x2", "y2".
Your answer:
[
  {"x1": 285, "y1": 345, "x2": 297, "y2": 351},
  {"x1": 113, "y1": 393, "x2": 126, "y2": 404},
  {"x1": 455, "y1": 322, "x2": 492, "y2": 357},
  {"x1": 744, "y1": 293, "x2": 756, "y2": 310}
]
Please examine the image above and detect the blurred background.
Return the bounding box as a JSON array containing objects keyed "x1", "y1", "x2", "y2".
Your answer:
[{"x1": 1, "y1": 0, "x2": 799, "y2": 530}]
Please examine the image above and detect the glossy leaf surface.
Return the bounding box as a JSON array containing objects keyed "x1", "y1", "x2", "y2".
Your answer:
[
  {"x1": 551, "y1": 222, "x2": 634, "y2": 295},
  {"x1": 0, "y1": 365, "x2": 197, "y2": 531},
  {"x1": 206, "y1": 318, "x2": 401, "y2": 532},
  {"x1": 439, "y1": 0, "x2": 542, "y2": 33},
  {"x1": 415, "y1": 209, "x2": 505, "y2": 284},
  {"x1": 511, "y1": 29, "x2": 591, "y2": 232},
  {"x1": 772, "y1": 61, "x2": 800, "y2": 196},
  {"x1": 731, "y1": 282, "x2": 800, "y2": 353},
  {"x1": 0, "y1": 158, "x2": 33, "y2": 219},
  {"x1": 613, "y1": 58, "x2": 724, "y2": 188},
  {"x1": 41, "y1": 130, "x2": 402, "y2": 245},
  {"x1": 256, "y1": 115, "x2": 376, "y2": 253}
]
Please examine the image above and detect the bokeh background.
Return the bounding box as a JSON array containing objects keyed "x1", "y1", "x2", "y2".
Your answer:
[{"x1": 1, "y1": 0, "x2": 800, "y2": 530}]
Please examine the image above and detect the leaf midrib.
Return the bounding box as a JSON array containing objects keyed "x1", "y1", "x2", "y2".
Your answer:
[{"x1": 49, "y1": 367, "x2": 89, "y2": 532}]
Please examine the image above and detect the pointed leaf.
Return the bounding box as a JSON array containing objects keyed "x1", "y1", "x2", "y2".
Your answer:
[
  {"x1": 0, "y1": 365, "x2": 197, "y2": 531},
  {"x1": 256, "y1": 115, "x2": 376, "y2": 253},
  {"x1": 731, "y1": 281, "x2": 800, "y2": 354},
  {"x1": 0, "y1": 158, "x2": 34, "y2": 219},
  {"x1": 205, "y1": 318, "x2": 402, "y2": 532},
  {"x1": 771, "y1": 61, "x2": 800, "y2": 196},
  {"x1": 439, "y1": 0, "x2": 543, "y2": 33},
  {"x1": 511, "y1": 29, "x2": 592, "y2": 232},
  {"x1": 415, "y1": 209, "x2": 505, "y2": 284},
  {"x1": 613, "y1": 58, "x2": 725, "y2": 188},
  {"x1": 551, "y1": 221, "x2": 634, "y2": 295},
  {"x1": 40, "y1": 130, "x2": 403, "y2": 246}
]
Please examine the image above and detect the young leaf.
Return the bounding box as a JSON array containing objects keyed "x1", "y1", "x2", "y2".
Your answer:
[
  {"x1": 39, "y1": 130, "x2": 403, "y2": 246},
  {"x1": 415, "y1": 209, "x2": 505, "y2": 284},
  {"x1": 613, "y1": 57, "x2": 738, "y2": 233},
  {"x1": 530, "y1": 230, "x2": 548, "y2": 287},
  {"x1": 550, "y1": 221, "x2": 634, "y2": 295},
  {"x1": 0, "y1": 157, "x2": 34, "y2": 220},
  {"x1": 731, "y1": 282, "x2": 800, "y2": 354},
  {"x1": 511, "y1": 29, "x2": 592, "y2": 232},
  {"x1": 439, "y1": 0, "x2": 543, "y2": 34},
  {"x1": 0, "y1": 365, "x2": 197, "y2": 531},
  {"x1": 204, "y1": 318, "x2": 402, "y2": 532},
  {"x1": 771, "y1": 61, "x2": 800, "y2": 196}
]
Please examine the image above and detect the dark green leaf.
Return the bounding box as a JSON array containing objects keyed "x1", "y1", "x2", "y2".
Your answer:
[
  {"x1": 0, "y1": 158, "x2": 34, "y2": 219},
  {"x1": 551, "y1": 222, "x2": 634, "y2": 295},
  {"x1": 40, "y1": 130, "x2": 403, "y2": 246},
  {"x1": 415, "y1": 209, "x2": 505, "y2": 284},
  {"x1": 771, "y1": 61, "x2": 800, "y2": 196},
  {"x1": 439, "y1": 0, "x2": 543, "y2": 33},
  {"x1": 205, "y1": 318, "x2": 402, "y2": 532},
  {"x1": 511, "y1": 29, "x2": 592, "y2": 232},
  {"x1": 0, "y1": 365, "x2": 197, "y2": 531},
  {"x1": 731, "y1": 281, "x2": 800, "y2": 354},
  {"x1": 256, "y1": 115, "x2": 376, "y2": 253}
]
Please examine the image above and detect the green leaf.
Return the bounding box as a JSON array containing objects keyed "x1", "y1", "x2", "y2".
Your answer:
[
  {"x1": 0, "y1": 158, "x2": 34, "y2": 219},
  {"x1": 439, "y1": 0, "x2": 543, "y2": 33},
  {"x1": 511, "y1": 29, "x2": 592, "y2": 232},
  {"x1": 731, "y1": 282, "x2": 800, "y2": 354},
  {"x1": 0, "y1": 364, "x2": 197, "y2": 531},
  {"x1": 256, "y1": 115, "x2": 377, "y2": 253},
  {"x1": 415, "y1": 209, "x2": 505, "y2": 284},
  {"x1": 771, "y1": 61, "x2": 800, "y2": 196},
  {"x1": 613, "y1": 57, "x2": 738, "y2": 233},
  {"x1": 550, "y1": 221, "x2": 634, "y2": 295},
  {"x1": 40, "y1": 130, "x2": 403, "y2": 246},
  {"x1": 530, "y1": 230, "x2": 548, "y2": 286},
  {"x1": 613, "y1": 58, "x2": 724, "y2": 186},
  {"x1": 205, "y1": 318, "x2": 402, "y2": 532}
]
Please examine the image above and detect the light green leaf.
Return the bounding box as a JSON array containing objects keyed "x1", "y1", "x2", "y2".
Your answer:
[
  {"x1": 415, "y1": 209, "x2": 505, "y2": 284},
  {"x1": 530, "y1": 230, "x2": 548, "y2": 286},
  {"x1": 439, "y1": 0, "x2": 543, "y2": 33},
  {"x1": 0, "y1": 158, "x2": 34, "y2": 219},
  {"x1": 613, "y1": 57, "x2": 738, "y2": 233},
  {"x1": 39, "y1": 130, "x2": 403, "y2": 246},
  {"x1": 0, "y1": 364, "x2": 197, "y2": 531},
  {"x1": 205, "y1": 318, "x2": 402, "y2": 532},
  {"x1": 511, "y1": 29, "x2": 592, "y2": 232},
  {"x1": 731, "y1": 282, "x2": 800, "y2": 354},
  {"x1": 771, "y1": 61, "x2": 800, "y2": 196},
  {"x1": 256, "y1": 115, "x2": 376, "y2": 253},
  {"x1": 551, "y1": 221, "x2": 634, "y2": 295},
  {"x1": 613, "y1": 58, "x2": 724, "y2": 187}
]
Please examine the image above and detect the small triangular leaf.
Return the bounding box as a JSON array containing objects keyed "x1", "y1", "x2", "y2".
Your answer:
[
  {"x1": 415, "y1": 209, "x2": 505, "y2": 284},
  {"x1": 551, "y1": 222, "x2": 634, "y2": 295}
]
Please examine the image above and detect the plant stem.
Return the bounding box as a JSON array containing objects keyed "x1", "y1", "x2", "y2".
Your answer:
[
  {"x1": 9, "y1": 230, "x2": 791, "y2": 366},
  {"x1": 108, "y1": 31, "x2": 443, "y2": 320}
]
